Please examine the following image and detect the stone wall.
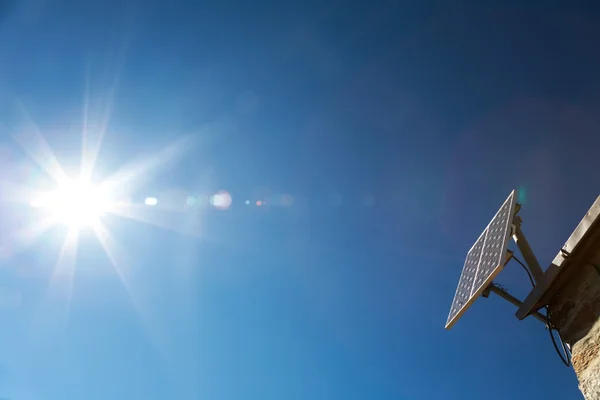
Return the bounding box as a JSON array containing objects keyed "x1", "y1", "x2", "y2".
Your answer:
[{"x1": 550, "y1": 263, "x2": 600, "y2": 399}]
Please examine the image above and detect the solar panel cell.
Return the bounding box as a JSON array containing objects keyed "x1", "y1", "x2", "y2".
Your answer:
[
  {"x1": 473, "y1": 198, "x2": 515, "y2": 296},
  {"x1": 446, "y1": 234, "x2": 485, "y2": 326}
]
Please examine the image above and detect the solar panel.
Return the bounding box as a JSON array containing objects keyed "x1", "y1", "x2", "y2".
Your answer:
[
  {"x1": 446, "y1": 234, "x2": 485, "y2": 327},
  {"x1": 445, "y1": 190, "x2": 517, "y2": 329}
]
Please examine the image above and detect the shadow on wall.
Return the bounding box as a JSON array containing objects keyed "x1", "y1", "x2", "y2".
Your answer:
[{"x1": 545, "y1": 206, "x2": 600, "y2": 349}]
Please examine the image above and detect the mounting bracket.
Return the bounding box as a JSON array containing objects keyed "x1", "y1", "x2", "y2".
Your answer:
[
  {"x1": 511, "y1": 213, "x2": 544, "y2": 285},
  {"x1": 483, "y1": 283, "x2": 548, "y2": 325},
  {"x1": 480, "y1": 249, "x2": 548, "y2": 325}
]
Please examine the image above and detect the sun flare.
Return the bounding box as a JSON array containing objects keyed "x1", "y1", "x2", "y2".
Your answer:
[{"x1": 30, "y1": 178, "x2": 111, "y2": 229}]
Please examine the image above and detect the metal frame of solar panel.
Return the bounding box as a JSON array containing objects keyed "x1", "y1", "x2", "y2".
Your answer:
[{"x1": 445, "y1": 190, "x2": 517, "y2": 330}]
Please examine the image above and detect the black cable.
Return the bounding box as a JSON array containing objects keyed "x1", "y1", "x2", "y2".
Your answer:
[
  {"x1": 511, "y1": 254, "x2": 572, "y2": 367},
  {"x1": 589, "y1": 262, "x2": 600, "y2": 278},
  {"x1": 512, "y1": 255, "x2": 536, "y2": 288},
  {"x1": 546, "y1": 306, "x2": 572, "y2": 367}
]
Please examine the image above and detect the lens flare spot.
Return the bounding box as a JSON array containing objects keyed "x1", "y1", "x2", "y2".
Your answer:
[
  {"x1": 211, "y1": 191, "x2": 232, "y2": 210},
  {"x1": 186, "y1": 196, "x2": 197, "y2": 206},
  {"x1": 518, "y1": 186, "x2": 527, "y2": 204}
]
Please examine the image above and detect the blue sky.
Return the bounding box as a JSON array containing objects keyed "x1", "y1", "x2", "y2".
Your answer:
[{"x1": 0, "y1": 1, "x2": 599, "y2": 399}]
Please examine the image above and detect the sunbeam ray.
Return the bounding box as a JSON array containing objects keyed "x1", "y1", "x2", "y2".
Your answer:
[
  {"x1": 80, "y1": 60, "x2": 122, "y2": 183},
  {"x1": 0, "y1": 179, "x2": 51, "y2": 204},
  {"x1": 92, "y1": 219, "x2": 171, "y2": 363},
  {"x1": 98, "y1": 135, "x2": 195, "y2": 200},
  {"x1": 0, "y1": 215, "x2": 59, "y2": 261},
  {"x1": 107, "y1": 202, "x2": 204, "y2": 238},
  {"x1": 81, "y1": 14, "x2": 133, "y2": 183},
  {"x1": 80, "y1": 63, "x2": 94, "y2": 182},
  {"x1": 33, "y1": 227, "x2": 78, "y2": 339},
  {"x1": 12, "y1": 103, "x2": 68, "y2": 186},
  {"x1": 51, "y1": 227, "x2": 78, "y2": 324}
]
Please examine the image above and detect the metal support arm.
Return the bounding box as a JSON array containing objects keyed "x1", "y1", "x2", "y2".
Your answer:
[
  {"x1": 483, "y1": 283, "x2": 548, "y2": 325},
  {"x1": 512, "y1": 215, "x2": 545, "y2": 285}
]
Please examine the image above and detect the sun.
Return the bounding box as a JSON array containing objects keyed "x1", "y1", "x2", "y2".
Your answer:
[{"x1": 31, "y1": 177, "x2": 111, "y2": 229}]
